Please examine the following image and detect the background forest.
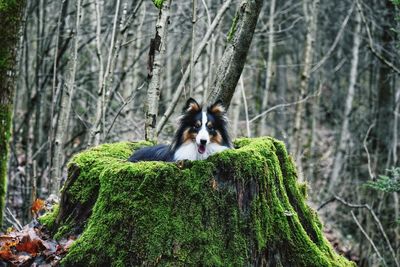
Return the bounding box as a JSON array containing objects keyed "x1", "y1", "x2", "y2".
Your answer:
[{"x1": 2, "y1": 0, "x2": 399, "y2": 266}]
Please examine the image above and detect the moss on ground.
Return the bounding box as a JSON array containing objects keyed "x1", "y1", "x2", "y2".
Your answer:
[{"x1": 49, "y1": 137, "x2": 354, "y2": 266}]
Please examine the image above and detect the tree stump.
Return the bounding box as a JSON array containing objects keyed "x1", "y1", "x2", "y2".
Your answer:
[{"x1": 44, "y1": 137, "x2": 354, "y2": 266}]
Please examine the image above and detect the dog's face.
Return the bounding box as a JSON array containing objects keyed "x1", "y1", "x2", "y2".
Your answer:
[{"x1": 176, "y1": 98, "x2": 230, "y2": 154}]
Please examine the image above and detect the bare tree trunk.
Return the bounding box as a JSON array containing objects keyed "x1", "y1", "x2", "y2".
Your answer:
[
  {"x1": 52, "y1": 0, "x2": 82, "y2": 193},
  {"x1": 375, "y1": 0, "x2": 396, "y2": 171},
  {"x1": 0, "y1": 0, "x2": 26, "y2": 227},
  {"x1": 189, "y1": 0, "x2": 197, "y2": 96},
  {"x1": 329, "y1": 10, "x2": 361, "y2": 192},
  {"x1": 291, "y1": 0, "x2": 319, "y2": 181},
  {"x1": 89, "y1": 0, "x2": 121, "y2": 146},
  {"x1": 207, "y1": 0, "x2": 263, "y2": 108},
  {"x1": 144, "y1": 0, "x2": 172, "y2": 141},
  {"x1": 48, "y1": 0, "x2": 68, "y2": 194},
  {"x1": 231, "y1": 88, "x2": 241, "y2": 138},
  {"x1": 260, "y1": 0, "x2": 276, "y2": 136}
]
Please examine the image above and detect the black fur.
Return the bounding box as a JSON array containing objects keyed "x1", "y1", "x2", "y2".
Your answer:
[{"x1": 128, "y1": 144, "x2": 174, "y2": 162}]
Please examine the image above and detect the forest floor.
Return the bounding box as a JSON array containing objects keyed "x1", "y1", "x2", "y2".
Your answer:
[{"x1": 0, "y1": 197, "x2": 360, "y2": 266}]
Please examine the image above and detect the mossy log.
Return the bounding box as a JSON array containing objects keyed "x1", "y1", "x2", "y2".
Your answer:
[{"x1": 46, "y1": 137, "x2": 354, "y2": 266}]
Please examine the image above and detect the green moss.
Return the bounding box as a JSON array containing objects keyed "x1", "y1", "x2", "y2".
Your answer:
[
  {"x1": 54, "y1": 137, "x2": 354, "y2": 266},
  {"x1": 227, "y1": 11, "x2": 240, "y2": 42},
  {"x1": 39, "y1": 204, "x2": 59, "y2": 229},
  {"x1": 54, "y1": 224, "x2": 74, "y2": 240},
  {"x1": 152, "y1": 0, "x2": 164, "y2": 9},
  {"x1": 0, "y1": 104, "x2": 12, "y2": 228}
]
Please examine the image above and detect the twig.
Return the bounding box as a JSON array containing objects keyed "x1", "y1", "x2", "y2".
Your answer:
[
  {"x1": 350, "y1": 211, "x2": 387, "y2": 266},
  {"x1": 105, "y1": 83, "x2": 145, "y2": 139},
  {"x1": 6, "y1": 208, "x2": 23, "y2": 231},
  {"x1": 249, "y1": 89, "x2": 321, "y2": 123},
  {"x1": 239, "y1": 76, "x2": 250, "y2": 137},
  {"x1": 319, "y1": 195, "x2": 399, "y2": 267},
  {"x1": 310, "y1": 1, "x2": 354, "y2": 73},
  {"x1": 363, "y1": 122, "x2": 375, "y2": 180},
  {"x1": 356, "y1": 0, "x2": 400, "y2": 75}
]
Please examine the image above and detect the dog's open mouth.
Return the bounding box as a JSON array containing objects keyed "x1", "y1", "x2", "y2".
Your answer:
[{"x1": 197, "y1": 144, "x2": 206, "y2": 154}]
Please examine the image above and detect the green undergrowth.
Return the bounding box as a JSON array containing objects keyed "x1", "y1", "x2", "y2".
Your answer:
[{"x1": 47, "y1": 137, "x2": 354, "y2": 266}]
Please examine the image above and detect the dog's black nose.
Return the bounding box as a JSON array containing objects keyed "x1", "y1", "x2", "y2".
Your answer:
[{"x1": 200, "y1": 139, "x2": 207, "y2": 145}]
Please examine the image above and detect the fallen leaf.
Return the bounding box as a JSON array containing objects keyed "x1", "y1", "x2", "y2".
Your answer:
[
  {"x1": 15, "y1": 236, "x2": 45, "y2": 256},
  {"x1": 31, "y1": 199, "x2": 45, "y2": 214},
  {"x1": 0, "y1": 249, "x2": 14, "y2": 261}
]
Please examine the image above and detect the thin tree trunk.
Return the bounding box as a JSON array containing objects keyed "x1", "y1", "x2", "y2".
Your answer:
[
  {"x1": 189, "y1": 0, "x2": 197, "y2": 96},
  {"x1": 144, "y1": 0, "x2": 172, "y2": 141},
  {"x1": 375, "y1": 0, "x2": 396, "y2": 171},
  {"x1": 260, "y1": 0, "x2": 276, "y2": 136},
  {"x1": 291, "y1": 0, "x2": 319, "y2": 181},
  {"x1": 231, "y1": 87, "x2": 241, "y2": 138},
  {"x1": 48, "y1": 0, "x2": 68, "y2": 193},
  {"x1": 207, "y1": 0, "x2": 263, "y2": 108},
  {"x1": 0, "y1": 0, "x2": 26, "y2": 227},
  {"x1": 89, "y1": 0, "x2": 121, "y2": 146},
  {"x1": 52, "y1": 0, "x2": 82, "y2": 193},
  {"x1": 329, "y1": 10, "x2": 361, "y2": 192}
]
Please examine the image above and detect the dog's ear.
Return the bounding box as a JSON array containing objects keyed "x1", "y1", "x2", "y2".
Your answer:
[
  {"x1": 208, "y1": 99, "x2": 226, "y2": 115},
  {"x1": 183, "y1": 98, "x2": 201, "y2": 113}
]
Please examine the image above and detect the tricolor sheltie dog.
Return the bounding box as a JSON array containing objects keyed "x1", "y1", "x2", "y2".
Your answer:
[{"x1": 128, "y1": 98, "x2": 232, "y2": 162}]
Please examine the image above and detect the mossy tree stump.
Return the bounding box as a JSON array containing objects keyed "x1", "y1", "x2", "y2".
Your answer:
[{"x1": 43, "y1": 137, "x2": 354, "y2": 266}]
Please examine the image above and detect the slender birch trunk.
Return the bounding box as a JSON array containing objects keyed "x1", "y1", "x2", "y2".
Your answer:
[
  {"x1": 189, "y1": 0, "x2": 197, "y2": 96},
  {"x1": 52, "y1": 0, "x2": 82, "y2": 193},
  {"x1": 48, "y1": 0, "x2": 68, "y2": 192},
  {"x1": 89, "y1": 0, "x2": 121, "y2": 146},
  {"x1": 291, "y1": 0, "x2": 319, "y2": 180},
  {"x1": 144, "y1": 0, "x2": 172, "y2": 141},
  {"x1": 260, "y1": 0, "x2": 276, "y2": 136},
  {"x1": 292, "y1": 0, "x2": 319, "y2": 150},
  {"x1": 328, "y1": 10, "x2": 361, "y2": 192},
  {"x1": 231, "y1": 87, "x2": 241, "y2": 138}
]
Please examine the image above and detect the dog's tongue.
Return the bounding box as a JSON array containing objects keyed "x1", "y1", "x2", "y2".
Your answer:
[{"x1": 198, "y1": 144, "x2": 206, "y2": 154}]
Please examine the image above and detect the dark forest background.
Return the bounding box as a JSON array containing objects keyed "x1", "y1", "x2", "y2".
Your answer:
[{"x1": 3, "y1": 0, "x2": 400, "y2": 266}]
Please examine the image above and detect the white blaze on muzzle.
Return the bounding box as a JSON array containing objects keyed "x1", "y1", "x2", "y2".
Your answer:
[{"x1": 196, "y1": 111, "x2": 210, "y2": 154}]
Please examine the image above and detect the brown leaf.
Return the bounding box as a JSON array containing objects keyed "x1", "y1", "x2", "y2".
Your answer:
[
  {"x1": 15, "y1": 236, "x2": 46, "y2": 256},
  {"x1": 31, "y1": 199, "x2": 45, "y2": 214},
  {"x1": 0, "y1": 248, "x2": 15, "y2": 261}
]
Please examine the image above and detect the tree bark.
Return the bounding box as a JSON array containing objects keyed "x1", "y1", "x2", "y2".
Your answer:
[
  {"x1": 329, "y1": 10, "x2": 361, "y2": 192},
  {"x1": 374, "y1": 0, "x2": 396, "y2": 171},
  {"x1": 292, "y1": 0, "x2": 319, "y2": 158},
  {"x1": 0, "y1": 0, "x2": 26, "y2": 227},
  {"x1": 260, "y1": 0, "x2": 276, "y2": 135},
  {"x1": 52, "y1": 0, "x2": 82, "y2": 193},
  {"x1": 145, "y1": 0, "x2": 172, "y2": 141},
  {"x1": 207, "y1": 0, "x2": 263, "y2": 108}
]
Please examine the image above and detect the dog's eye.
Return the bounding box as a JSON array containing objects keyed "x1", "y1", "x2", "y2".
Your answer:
[{"x1": 207, "y1": 125, "x2": 214, "y2": 131}]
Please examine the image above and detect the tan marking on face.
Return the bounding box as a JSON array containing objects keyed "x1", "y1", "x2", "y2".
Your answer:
[
  {"x1": 195, "y1": 120, "x2": 202, "y2": 128},
  {"x1": 210, "y1": 130, "x2": 222, "y2": 144},
  {"x1": 206, "y1": 121, "x2": 213, "y2": 128},
  {"x1": 182, "y1": 128, "x2": 197, "y2": 144}
]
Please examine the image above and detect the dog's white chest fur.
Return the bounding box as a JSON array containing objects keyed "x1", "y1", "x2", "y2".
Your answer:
[{"x1": 174, "y1": 142, "x2": 229, "y2": 161}]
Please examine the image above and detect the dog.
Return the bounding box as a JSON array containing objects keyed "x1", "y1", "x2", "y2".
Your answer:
[{"x1": 128, "y1": 98, "x2": 232, "y2": 162}]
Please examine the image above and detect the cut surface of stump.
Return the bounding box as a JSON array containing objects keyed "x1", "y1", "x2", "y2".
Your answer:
[{"x1": 42, "y1": 137, "x2": 354, "y2": 266}]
